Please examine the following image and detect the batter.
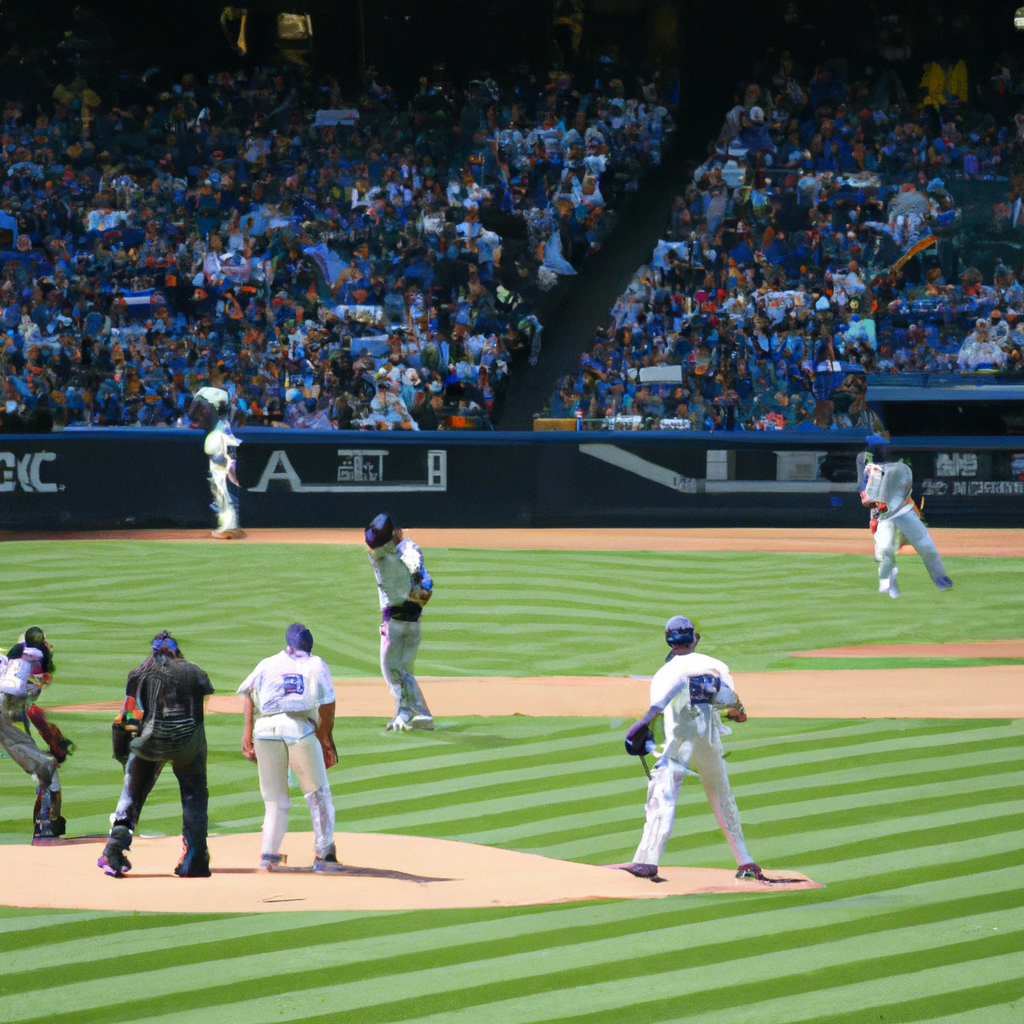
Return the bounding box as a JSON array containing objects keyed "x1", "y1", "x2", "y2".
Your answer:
[
  {"x1": 238, "y1": 623, "x2": 339, "y2": 870},
  {"x1": 859, "y1": 449, "x2": 953, "y2": 598},
  {"x1": 364, "y1": 513, "x2": 434, "y2": 732},
  {"x1": 620, "y1": 616, "x2": 763, "y2": 881}
]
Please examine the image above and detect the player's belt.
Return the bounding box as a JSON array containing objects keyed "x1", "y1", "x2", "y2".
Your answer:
[{"x1": 385, "y1": 602, "x2": 423, "y2": 623}]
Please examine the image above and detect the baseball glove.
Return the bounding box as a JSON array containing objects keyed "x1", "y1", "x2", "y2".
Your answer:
[
  {"x1": 624, "y1": 723, "x2": 654, "y2": 756},
  {"x1": 725, "y1": 700, "x2": 748, "y2": 723}
]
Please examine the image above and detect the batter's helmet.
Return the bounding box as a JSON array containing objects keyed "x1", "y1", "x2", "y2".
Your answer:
[
  {"x1": 365, "y1": 513, "x2": 395, "y2": 549},
  {"x1": 665, "y1": 616, "x2": 696, "y2": 647}
]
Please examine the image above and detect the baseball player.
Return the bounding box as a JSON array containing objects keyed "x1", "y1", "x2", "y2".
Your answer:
[
  {"x1": 238, "y1": 623, "x2": 339, "y2": 870},
  {"x1": 620, "y1": 616, "x2": 763, "y2": 881},
  {"x1": 0, "y1": 628, "x2": 67, "y2": 838},
  {"x1": 189, "y1": 386, "x2": 243, "y2": 539},
  {"x1": 365, "y1": 513, "x2": 434, "y2": 732},
  {"x1": 859, "y1": 447, "x2": 953, "y2": 598},
  {"x1": 98, "y1": 632, "x2": 214, "y2": 879}
]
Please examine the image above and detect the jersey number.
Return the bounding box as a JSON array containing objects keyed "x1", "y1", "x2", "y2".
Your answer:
[
  {"x1": 688, "y1": 675, "x2": 720, "y2": 703},
  {"x1": 281, "y1": 674, "x2": 305, "y2": 696}
]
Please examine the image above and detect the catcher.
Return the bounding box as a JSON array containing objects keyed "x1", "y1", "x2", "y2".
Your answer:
[
  {"x1": 0, "y1": 627, "x2": 73, "y2": 839},
  {"x1": 859, "y1": 445, "x2": 953, "y2": 598},
  {"x1": 620, "y1": 616, "x2": 762, "y2": 881}
]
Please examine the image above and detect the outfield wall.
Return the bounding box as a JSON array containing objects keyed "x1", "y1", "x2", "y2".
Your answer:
[{"x1": 1, "y1": 430, "x2": 1021, "y2": 530}]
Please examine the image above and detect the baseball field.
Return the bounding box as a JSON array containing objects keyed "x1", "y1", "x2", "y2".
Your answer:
[{"x1": 1, "y1": 528, "x2": 1023, "y2": 1023}]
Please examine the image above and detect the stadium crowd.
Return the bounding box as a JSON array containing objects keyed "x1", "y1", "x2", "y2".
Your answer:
[
  {"x1": 0, "y1": 62, "x2": 672, "y2": 431},
  {"x1": 546, "y1": 58, "x2": 1024, "y2": 431}
]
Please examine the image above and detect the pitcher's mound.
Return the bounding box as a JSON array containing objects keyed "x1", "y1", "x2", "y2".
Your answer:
[{"x1": 1, "y1": 831, "x2": 819, "y2": 912}]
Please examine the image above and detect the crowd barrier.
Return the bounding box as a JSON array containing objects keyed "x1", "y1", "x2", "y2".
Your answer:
[{"x1": 1, "y1": 430, "x2": 1021, "y2": 530}]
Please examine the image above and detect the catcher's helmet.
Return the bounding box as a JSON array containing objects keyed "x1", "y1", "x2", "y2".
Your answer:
[
  {"x1": 365, "y1": 513, "x2": 395, "y2": 549},
  {"x1": 665, "y1": 615, "x2": 696, "y2": 647}
]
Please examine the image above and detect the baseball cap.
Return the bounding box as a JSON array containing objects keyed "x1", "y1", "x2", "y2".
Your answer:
[{"x1": 286, "y1": 623, "x2": 313, "y2": 653}]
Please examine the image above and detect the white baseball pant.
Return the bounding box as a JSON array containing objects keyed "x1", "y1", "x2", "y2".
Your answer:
[
  {"x1": 255, "y1": 733, "x2": 335, "y2": 858},
  {"x1": 875, "y1": 511, "x2": 948, "y2": 585},
  {"x1": 380, "y1": 619, "x2": 432, "y2": 723},
  {"x1": 209, "y1": 464, "x2": 239, "y2": 532},
  {"x1": 633, "y1": 734, "x2": 752, "y2": 868}
]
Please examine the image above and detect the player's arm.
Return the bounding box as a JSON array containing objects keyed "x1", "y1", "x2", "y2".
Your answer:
[
  {"x1": 315, "y1": 660, "x2": 338, "y2": 769},
  {"x1": 712, "y1": 670, "x2": 747, "y2": 722},
  {"x1": 624, "y1": 703, "x2": 662, "y2": 755},
  {"x1": 241, "y1": 692, "x2": 257, "y2": 762}
]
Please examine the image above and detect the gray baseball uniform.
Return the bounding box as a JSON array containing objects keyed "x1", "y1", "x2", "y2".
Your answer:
[
  {"x1": 861, "y1": 458, "x2": 952, "y2": 596},
  {"x1": 368, "y1": 538, "x2": 434, "y2": 730}
]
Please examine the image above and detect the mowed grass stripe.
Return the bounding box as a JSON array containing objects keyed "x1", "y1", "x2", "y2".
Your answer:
[
  {"x1": 20, "y1": 913, "x2": 1023, "y2": 1024},
  {"x1": 3, "y1": 544, "x2": 1018, "y2": 699},
  {"x1": 8, "y1": 867, "x2": 1024, "y2": 1000}
]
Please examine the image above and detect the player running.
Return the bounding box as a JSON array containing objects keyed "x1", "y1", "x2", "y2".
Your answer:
[{"x1": 859, "y1": 443, "x2": 953, "y2": 598}]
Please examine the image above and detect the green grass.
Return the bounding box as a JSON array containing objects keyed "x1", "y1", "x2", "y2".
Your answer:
[
  {"x1": 1, "y1": 541, "x2": 1022, "y2": 1022},
  {"x1": 2, "y1": 714, "x2": 1023, "y2": 1023},
  {"x1": 0, "y1": 543, "x2": 1021, "y2": 703}
]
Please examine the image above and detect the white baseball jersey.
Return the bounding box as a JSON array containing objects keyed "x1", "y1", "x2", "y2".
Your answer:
[
  {"x1": 0, "y1": 649, "x2": 43, "y2": 698},
  {"x1": 238, "y1": 650, "x2": 335, "y2": 742},
  {"x1": 862, "y1": 460, "x2": 914, "y2": 520},
  {"x1": 649, "y1": 651, "x2": 736, "y2": 759},
  {"x1": 368, "y1": 538, "x2": 432, "y2": 611},
  {"x1": 204, "y1": 422, "x2": 241, "y2": 475}
]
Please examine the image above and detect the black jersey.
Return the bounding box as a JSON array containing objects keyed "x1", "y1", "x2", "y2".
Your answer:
[{"x1": 126, "y1": 655, "x2": 214, "y2": 760}]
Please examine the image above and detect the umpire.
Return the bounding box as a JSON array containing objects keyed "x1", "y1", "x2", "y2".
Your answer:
[{"x1": 98, "y1": 632, "x2": 214, "y2": 879}]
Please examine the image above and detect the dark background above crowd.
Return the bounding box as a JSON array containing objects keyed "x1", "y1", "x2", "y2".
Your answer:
[{"x1": 2, "y1": 1, "x2": 1017, "y2": 141}]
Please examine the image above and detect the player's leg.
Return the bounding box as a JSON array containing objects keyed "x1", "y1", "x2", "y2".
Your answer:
[
  {"x1": 99, "y1": 755, "x2": 163, "y2": 876},
  {"x1": 34, "y1": 767, "x2": 64, "y2": 838},
  {"x1": 210, "y1": 467, "x2": 240, "y2": 533},
  {"x1": 287, "y1": 732, "x2": 337, "y2": 864},
  {"x1": 628, "y1": 754, "x2": 688, "y2": 873},
  {"x1": 172, "y1": 738, "x2": 211, "y2": 877},
  {"x1": 690, "y1": 739, "x2": 753, "y2": 868},
  {"x1": 0, "y1": 716, "x2": 56, "y2": 782},
  {"x1": 896, "y1": 512, "x2": 953, "y2": 588},
  {"x1": 874, "y1": 517, "x2": 899, "y2": 596},
  {"x1": 379, "y1": 619, "x2": 408, "y2": 728},
  {"x1": 25, "y1": 705, "x2": 75, "y2": 762},
  {"x1": 255, "y1": 737, "x2": 291, "y2": 866},
  {"x1": 398, "y1": 621, "x2": 433, "y2": 728}
]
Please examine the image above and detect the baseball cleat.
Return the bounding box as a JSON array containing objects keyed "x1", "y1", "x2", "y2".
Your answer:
[
  {"x1": 386, "y1": 716, "x2": 413, "y2": 733},
  {"x1": 258, "y1": 853, "x2": 285, "y2": 871},
  {"x1": 736, "y1": 862, "x2": 767, "y2": 881},
  {"x1": 935, "y1": 575, "x2": 954, "y2": 590},
  {"x1": 408, "y1": 715, "x2": 435, "y2": 731},
  {"x1": 314, "y1": 847, "x2": 340, "y2": 872},
  {"x1": 97, "y1": 849, "x2": 132, "y2": 878},
  {"x1": 619, "y1": 862, "x2": 660, "y2": 879},
  {"x1": 887, "y1": 568, "x2": 899, "y2": 598}
]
